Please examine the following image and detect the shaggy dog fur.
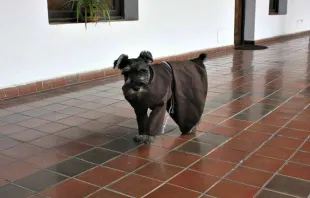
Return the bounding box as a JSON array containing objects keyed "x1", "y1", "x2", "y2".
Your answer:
[{"x1": 113, "y1": 51, "x2": 208, "y2": 144}]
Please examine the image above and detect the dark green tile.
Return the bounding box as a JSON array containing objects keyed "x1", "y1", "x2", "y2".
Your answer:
[
  {"x1": 0, "y1": 184, "x2": 34, "y2": 198},
  {"x1": 76, "y1": 148, "x2": 120, "y2": 164},
  {"x1": 101, "y1": 139, "x2": 141, "y2": 153},
  {"x1": 265, "y1": 175, "x2": 310, "y2": 198},
  {"x1": 48, "y1": 158, "x2": 96, "y2": 177},
  {"x1": 14, "y1": 170, "x2": 67, "y2": 192}
]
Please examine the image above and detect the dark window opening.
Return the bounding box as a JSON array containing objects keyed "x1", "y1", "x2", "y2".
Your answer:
[
  {"x1": 269, "y1": 0, "x2": 279, "y2": 14},
  {"x1": 47, "y1": 0, "x2": 123, "y2": 24}
]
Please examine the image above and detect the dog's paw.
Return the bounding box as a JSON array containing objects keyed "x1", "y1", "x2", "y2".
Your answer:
[
  {"x1": 182, "y1": 125, "x2": 197, "y2": 135},
  {"x1": 133, "y1": 135, "x2": 143, "y2": 142},
  {"x1": 133, "y1": 135, "x2": 156, "y2": 144}
]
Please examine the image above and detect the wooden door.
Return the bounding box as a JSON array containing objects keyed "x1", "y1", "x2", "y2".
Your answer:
[{"x1": 234, "y1": 0, "x2": 244, "y2": 45}]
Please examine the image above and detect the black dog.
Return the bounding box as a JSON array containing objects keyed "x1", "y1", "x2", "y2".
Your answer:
[{"x1": 113, "y1": 51, "x2": 208, "y2": 144}]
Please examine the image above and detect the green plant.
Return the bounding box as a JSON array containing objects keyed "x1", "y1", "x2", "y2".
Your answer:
[{"x1": 63, "y1": 0, "x2": 112, "y2": 28}]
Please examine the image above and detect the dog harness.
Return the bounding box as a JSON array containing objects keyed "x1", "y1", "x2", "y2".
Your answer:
[{"x1": 161, "y1": 61, "x2": 175, "y2": 134}]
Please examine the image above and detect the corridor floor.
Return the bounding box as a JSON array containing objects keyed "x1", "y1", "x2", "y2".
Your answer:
[{"x1": 0, "y1": 36, "x2": 310, "y2": 198}]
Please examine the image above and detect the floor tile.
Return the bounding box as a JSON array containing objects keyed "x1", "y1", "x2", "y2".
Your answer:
[
  {"x1": 96, "y1": 114, "x2": 129, "y2": 125},
  {"x1": 48, "y1": 158, "x2": 96, "y2": 177},
  {"x1": 5, "y1": 105, "x2": 34, "y2": 113},
  {"x1": 42, "y1": 179, "x2": 99, "y2": 198},
  {"x1": 108, "y1": 174, "x2": 162, "y2": 197},
  {"x1": 76, "y1": 111, "x2": 106, "y2": 120},
  {"x1": 100, "y1": 126, "x2": 137, "y2": 137},
  {"x1": 0, "y1": 114, "x2": 32, "y2": 124},
  {"x1": 14, "y1": 170, "x2": 67, "y2": 192},
  {"x1": 236, "y1": 130, "x2": 271, "y2": 143},
  {"x1": 77, "y1": 166, "x2": 126, "y2": 187},
  {"x1": 9, "y1": 129, "x2": 46, "y2": 142},
  {"x1": 41, "y1": 104, "x2": 69, "y2": 111},
  {"x1": 247, "y1": 123, "x2": 280, "y2": 134},
  {"x1": 256, "y1": 145, "x2": 295, "y2": 160},
  {"x1": 256, "y1": 190, "x2": 296, "y2": 198},
  {"x1": 20, "y1": 108, "x2": 51, "y2": 117},
  {"x1": 277, "y1": 128, "x2": 310, "y2": 139},
  {"x1": 55, "y1": 127, "x2": 92, "y2": 140},
  {"x1": 57, "y1": 107, "x2": 89, "y2": 115},
  {"x1": 39, "y1": 112, "x2": 71, "y2": 121},
  {"x1": 77, "y1": 120, "x2": 110, "y2": 132},
  {"x1": 226, "y1": 166, "x2": 273, "y2": 187},
  {"x1": 207, "y1": 180, "x2": 259, "y2": 198},
  {"x1": 16, "y1": 118, "x2": 49, "y2": 128},
  {"x1": 151, "y1": 136, "x2": 186, "y2": 149},
  {"x1": 265, "y1": 175, "x2": 310, "y2": 198},
  {"x1": 1, "y1": 143, "x2": 44, "y2": 159},
  {"x1": 35, "y1": 122, "x2": 71, "y2": 134},
  {"x1": 169, "y1": 170, "x2": 219, "y2": 192},
  {"x1": 0, "y1": 153, "x2": 16, "y2": 166},
  {"x1": 176, "y1": 141, "x2": 216, "y2": 156},
  {"x1": 0, "y1": 178, "x2": 7, "y2": 186},
  {"x1": 77, "y1": 133, "x2": 114, "y2": 146},
  {"x1": 0, "y1": 109, "x2": 14, "y2": 117},
  {"x1": 0, "y1": 184, "x2": 34, "y2": 198},
  {"x1": 117, "y1": 119, "x2": 138, "y2": 129},
  {"x1": 280, "y1": 162, "x2": 310, "y2": 181},
  {"x1": 290, "y1": 151, "x2": 310, "y2": 165},
  {"x1": 220, "y1": 119, "x2": 252, "y2": 130},
  {"x1": 145, "y1": 184, "x2": 201, "y2": 198},
  {"x1": 104, "y1": 154, "x2": 149, "y2": 172},
  {"x1": 0, "y1": 161, "x2": 38, "y2": 181},
  {"x1": 29, "y1": 135, "x2": 69, "y2": 149},
  {"x1": 135, "y1": 162, "x2": 182, "y2": 181},
  {"x1": 300, "y1": 141, "x2": 310, "y2": 152},
  {"x1": 75, "y1": 102, "x2": 105, "y2": 110},
  {"x1": 128, "y1": 145, "x2": 169, "y2": 160},
  {"x1": 207, "y1": 147, "x2": 248, "y2": 163},
  {"x1": 25, "y1": 150, "x2": 69, "y2": 168},
  {"x1": 88, "y1": 189, "x2": 128, "y2": 198},
  {"x1": 76, "y1": 148, "x2": 120, "y2": 164},
  {"x1": 0, "y1": 124, "x2": 28, "y2": 135},
  {"x1": 266, "y1": 136, "x2": 303, "y2": 149},
  {"x1": 101, "y1": 138, "x2": 141, "y2": 153},
  {"x1": 57, "y1": 116, "x2": 89, "y2": 126},
  {"x1": 0, "y1": 137, "x2": 21, "y2": 150},
  {"x1": 190, "y1": 158, "x2": 236, "y2": 177},
  {"x1": 208, "y1": 126, "x2": 242, "y2": 137},
  {"x1": 222, "y1": 138, "x2": 260, "y2": 152},
  {"x1": 157, "y1": 151, "x2": 200, "y2": 167},
  {"x1": 51, "y1": 141, "x2": 93, "y2": 156},
  {"x1": 242, "y1": 154, "x2": 285, "y2": 172},
  {"x1": 193, "y1": 133, "x2": 230, "y2": 146}
]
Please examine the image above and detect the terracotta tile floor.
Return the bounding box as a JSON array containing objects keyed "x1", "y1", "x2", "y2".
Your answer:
[{"x1": 1, "y1": 36, "x2": 310, "y2": 198}]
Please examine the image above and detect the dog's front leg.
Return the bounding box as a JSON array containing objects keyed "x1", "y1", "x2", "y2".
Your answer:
[
  {"x1": 135, "y1": 103, "x2": 167, "y2": 144},
  {"x1": 134, "y1": 108, "x2": 148, "y2": 135}
]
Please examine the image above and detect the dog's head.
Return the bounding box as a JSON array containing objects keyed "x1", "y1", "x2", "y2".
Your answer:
[{"x1": 113, "y1": 51, "x2": 153, "y2": 100}]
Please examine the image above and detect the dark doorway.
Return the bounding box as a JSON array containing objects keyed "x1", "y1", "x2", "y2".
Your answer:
[{"x1": 234, "y1": 0, "x2": 245, "y2": 46}]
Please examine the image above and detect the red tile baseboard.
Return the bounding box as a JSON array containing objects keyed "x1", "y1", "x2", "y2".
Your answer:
[{"x1": 1, "y1": 30, "x2": 309, "y2": 100}]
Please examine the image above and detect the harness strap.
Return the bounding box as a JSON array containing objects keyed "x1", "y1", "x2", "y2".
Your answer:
[{"x1": 161, "y1": 61, "x2": 175, "y2": 134}]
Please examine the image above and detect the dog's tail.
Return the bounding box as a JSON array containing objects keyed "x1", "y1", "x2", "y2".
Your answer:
[
  {"x1": 190, "y1": 53, "x2": 208, "y2": 68},
  {"x1": 198, "y1": 53, "x2": 208, "y2": 61}
]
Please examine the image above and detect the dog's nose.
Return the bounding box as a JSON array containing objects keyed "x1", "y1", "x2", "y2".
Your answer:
[{"x1": 133, "y1": 86, "x2": 140, "y2": 91}]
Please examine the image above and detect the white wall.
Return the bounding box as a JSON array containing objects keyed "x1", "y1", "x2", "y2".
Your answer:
[
  {"x1": 244, "y1": 0, "x2": 256, "y2": 41},
  {"x1": 255, "y1": 0, "x2": 310, "y2": 40},
  {"x1": 0, "y1": 0, "x2": 235, "y2": 88}
]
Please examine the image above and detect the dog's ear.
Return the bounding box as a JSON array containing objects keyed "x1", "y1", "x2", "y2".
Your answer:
[
  {"x1": 138, "y1": 51, "x2": 153, "y2": 64},
  {"x1": 113, "y1": 54, "x2": 129, "y2": 70}
]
